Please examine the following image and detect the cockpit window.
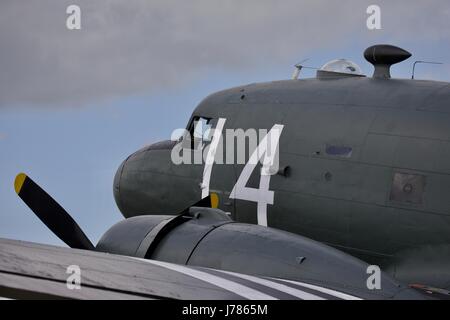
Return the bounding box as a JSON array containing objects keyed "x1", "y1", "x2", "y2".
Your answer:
[
  {"x1": 185, "y1": 116, "x2": 212, "y2": 149},
  {"x1": 192, "y1": 117, "x2": 212, "y2": 141}
]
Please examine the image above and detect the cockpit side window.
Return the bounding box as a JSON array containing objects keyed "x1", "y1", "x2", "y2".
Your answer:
[{"x1": 185, "y1": 116, "x2": 212, "y2": 149}]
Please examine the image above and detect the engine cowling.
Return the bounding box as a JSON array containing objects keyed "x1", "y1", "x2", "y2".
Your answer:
[{"x1": 96, "y1": 206, "x2": 421, "y2": 299}]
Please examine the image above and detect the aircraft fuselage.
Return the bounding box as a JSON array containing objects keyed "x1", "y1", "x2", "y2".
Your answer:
[{"x1": 114, "y1": 76, "x2": 450, "y2": 284}]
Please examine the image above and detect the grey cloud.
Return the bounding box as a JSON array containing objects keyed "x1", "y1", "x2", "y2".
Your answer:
[{"x1": 0, "y1": 0, "x2": 449, "y2": 108}]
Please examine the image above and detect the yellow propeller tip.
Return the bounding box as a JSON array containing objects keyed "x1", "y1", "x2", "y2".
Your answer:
[{"x1": 14, "y1": 173, "x2": 27, "y2": 194}]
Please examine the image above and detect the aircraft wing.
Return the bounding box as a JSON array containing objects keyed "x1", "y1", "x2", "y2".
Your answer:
[{"x1": 0, "y1": 238, "x2": 362, "y2": 300}]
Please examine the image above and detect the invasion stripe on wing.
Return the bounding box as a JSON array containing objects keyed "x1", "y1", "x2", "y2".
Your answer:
[
  {"x1": 133, "y1": 258, "x2": 362, "y2": 300},
  {"x1": 274, "y1": 278, "x2": 363, "y2": 300},
  {"x1": 212, "y1": 269, "x2": 326, "y2": 300},
  {"x1": 134, "y1": 258, "x2": 277, "y2": 300}
]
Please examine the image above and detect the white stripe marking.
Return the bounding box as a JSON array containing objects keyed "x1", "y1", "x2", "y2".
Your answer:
[
  {"x1": 276, "y1": 278, "x2": 363, "y2": 300},
  {"x1": 135, "y1": 259, "x2": 277, "y2": 300},
  {"x1": 201, "y1": 118, "x2": 226, "y2": 198},
  {"x1": 214, "y1": 270, "x2": 325, "y2": 300}
]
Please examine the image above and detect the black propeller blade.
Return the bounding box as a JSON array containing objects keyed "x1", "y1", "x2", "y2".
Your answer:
[
  {"x1": 187, "y1": 195, "x2": 213, "y2": 209},
  {"x1": 14, "y1": 173, "x2": 95, "y2": 250}
]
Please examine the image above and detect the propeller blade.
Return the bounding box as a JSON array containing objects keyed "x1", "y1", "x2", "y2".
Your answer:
[
  {"x1": 14, "y1": 173, "x2": 95, "y2": 250},
  {"x1": 190, "y1": 195, "x2": 213, "y2": 209},
  {"x1": 177, "y1": 195, "x2": 213, "y2": 214}
]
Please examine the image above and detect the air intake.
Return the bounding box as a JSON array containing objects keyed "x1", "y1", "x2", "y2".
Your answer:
[{"x1": 364, "y1": 44, "x2": 411, "y2": 79}]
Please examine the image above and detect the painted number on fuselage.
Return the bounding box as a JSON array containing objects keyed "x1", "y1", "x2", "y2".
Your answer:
[
  {"x1": 201, "y1": 120, "x2": 284, "y2": 227},
  {"x1": 230, "y1": 124, "x2": 284, "y2": 226},
  {"x1": 201, "y1": 118, "x2": 227, "y2": 198}
]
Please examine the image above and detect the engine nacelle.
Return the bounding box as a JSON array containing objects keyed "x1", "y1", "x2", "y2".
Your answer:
[{"x1": 97, "y1": 206, "x2": 419, "y2": 299}]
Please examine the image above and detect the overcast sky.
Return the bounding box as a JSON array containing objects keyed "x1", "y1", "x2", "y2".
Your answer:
[{"x1": 1, "y1": 1, "x2": 449, "y2": 246}]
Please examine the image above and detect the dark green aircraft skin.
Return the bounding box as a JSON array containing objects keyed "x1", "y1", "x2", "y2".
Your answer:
[{"x1": 114, "y1": 68, "x2": 450, "y2": 289}]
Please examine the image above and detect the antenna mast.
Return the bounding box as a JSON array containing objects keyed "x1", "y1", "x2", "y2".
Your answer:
[{"x1": 411, "y1": 61, "x2": 443, "y2": 79}]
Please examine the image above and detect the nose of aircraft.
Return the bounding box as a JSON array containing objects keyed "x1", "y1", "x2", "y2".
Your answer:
[
  {"x1": 113, "y1": 140, "x2": 201, "y2": 218},
  {"x1": 113, "y1": 157, "x2": 127, "y2": 214}
]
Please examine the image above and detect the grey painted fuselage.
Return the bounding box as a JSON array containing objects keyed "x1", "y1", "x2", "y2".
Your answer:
[{"x1": 114, "y1": 74, "x2": 450, "y2": 288}]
